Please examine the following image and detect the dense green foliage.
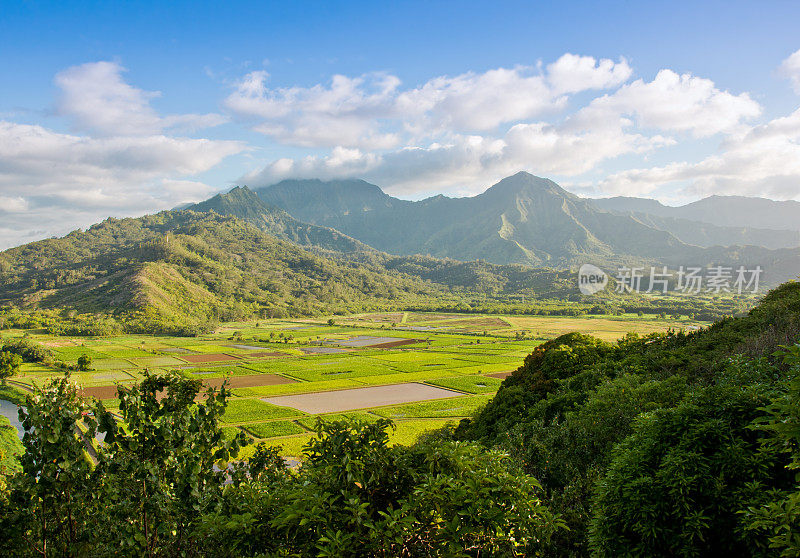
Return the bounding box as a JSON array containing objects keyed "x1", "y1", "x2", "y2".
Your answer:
[
  {"x1": 456, "y1": 281, "x2": 800, "y2": 555},
  {"x1": 0, "y1": 373, "x2": 561, "y2": 557}
]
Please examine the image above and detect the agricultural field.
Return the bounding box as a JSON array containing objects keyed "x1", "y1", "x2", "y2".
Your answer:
[{"x1": 1, "y1": 311, "x2": 705, "y2": 458}]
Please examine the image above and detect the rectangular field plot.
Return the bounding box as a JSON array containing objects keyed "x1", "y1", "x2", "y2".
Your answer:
[
  {"x1": 242, "y1": 420, "x2": 306, "y2": 439},
  {"x1": 128, "y1": 356, "x2": 185, "y2": 367},
  {"x1": 91, "y1": 359, "x2": 134, "y2": 370},
  {"x1": 297, "y1": 411, "x2": 378, "y2": 430},
  {"x1": 427, "y1": 375, "x2": 503, "y2": 394},
  {"x1": 181, "y1": 353, "x2": 240, "y2": 363},
  {"x1": 262, "y1": 383, "x2": 461, "y2": 414},
  {"x1": 221, "y1": 399, "x2": 302, "y2": 424},
  {"x1": 372, "y1": 394, "x2": 494, "y2": 419}
]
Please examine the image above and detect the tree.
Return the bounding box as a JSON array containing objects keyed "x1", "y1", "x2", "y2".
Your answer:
[
  {"x1": 5, "y1": 375, "x2": 97, "y2": 556},
  {"x1": 75, "y1": 354, "x2": 92, "y2": 371},
  {"x1": 589, "y1": 382, "x2": 792, "y2": 556},
  {"x1": 91, "y1": 371, "x2": 249, "y2": 555},
  {"x1": 0, "y1": 351, "x2": 21, "y2": 385},
  {"x1": 327, "y1": 318, "x2": 335, "y2": 326}
]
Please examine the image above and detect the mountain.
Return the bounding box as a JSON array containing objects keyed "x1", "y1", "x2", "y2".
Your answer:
[
  {"x1": 187, "y1": 185, "x2": 374, "y2": 254},
  {"x1": 256, "y1": 172, "x2": 800, "y2": 283},
  {"x1": 0, "y1": 210, "x2": 448, "y2": 334},
  {"x1": 599, "y1": 210, "x2": 800, "y2": 250},
  {"x1": 594, "y1": 195, "x2": 800, "y2": 232}
]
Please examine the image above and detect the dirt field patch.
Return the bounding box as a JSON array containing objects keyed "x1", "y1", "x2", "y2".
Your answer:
[
  {"x1": 261, "y1": 383, "x2": 460, "y2": 414},
  {"x1": 181, "y1": 353, "x2": 240, "y2": 363},
  {"x1": 485, "y1": 371, "x2": 513, "y2": 379}
]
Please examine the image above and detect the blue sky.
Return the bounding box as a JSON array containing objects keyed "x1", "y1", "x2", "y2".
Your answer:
[{"x1": 1, "y1": 0, "x2": 799, "y2": 247}]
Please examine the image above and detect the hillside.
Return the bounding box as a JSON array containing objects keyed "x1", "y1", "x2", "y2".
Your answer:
[
  {"x1": 188, "y1": 186, "x2": 375, "y2": 254},
  {"x1": 456, "y1": 280, "x2": 800, "y2": 554},
  {"x1": 257, "y1": 172, "x2": 800, "y2": 283},
  {"x1": 0, "y1": 211, "x2": 445, "y2": 333}
]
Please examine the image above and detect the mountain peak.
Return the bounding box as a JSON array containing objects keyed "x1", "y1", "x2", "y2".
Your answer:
[{"x1": 482, "y1": 171, "x2": 571, "y2": 199}]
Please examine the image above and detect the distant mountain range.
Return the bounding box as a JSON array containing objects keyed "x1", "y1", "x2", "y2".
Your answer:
[
  {"x1": 1, "y1": 171, "x2": 797, "y2": 329},
  {"x1": 593, "y1": 195, "x2": 800, "y2": 232},
  {"x1": 255, "y1": 172, "x2": 800, "y2": 283}
]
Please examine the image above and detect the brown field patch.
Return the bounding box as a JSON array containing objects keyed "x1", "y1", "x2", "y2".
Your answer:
[
  {"x1": 40, "y1": 341, "x2": 75, "y2": 347},
  {"x1": 181, "y1": 353, "x2": 239, "y2": 363},
  {"x1": 407, "y1": 313, "x2": 460, "y2": 323},
  {"x1": 79, "y1": 384, "x2": 127, "y2": 400},
  {"x1": 485, "y1": 371, "x2": 513, "y2": 379}
]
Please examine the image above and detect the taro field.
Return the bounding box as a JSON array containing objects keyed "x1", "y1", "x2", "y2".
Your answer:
[{"x1": 2, "y1": 311, "x2": 704, "y2": 458}]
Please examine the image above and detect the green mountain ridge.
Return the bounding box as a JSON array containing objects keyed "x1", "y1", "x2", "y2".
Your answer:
[
  {"x1": 187, "y1": 185, "x2": 375, "y2": 254},
  {"x1": 256, "y1": 172, "x2": 800, "y2": 283}
]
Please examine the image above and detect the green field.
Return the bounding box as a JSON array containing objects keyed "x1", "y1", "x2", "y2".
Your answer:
[{"x1": 1, "y1": 311, "x2": 704, "y2": 457}]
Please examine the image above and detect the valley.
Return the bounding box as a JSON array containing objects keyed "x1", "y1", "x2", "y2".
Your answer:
[{"x1": 0, "y1": 311, "x2": 702, "y2": 458}]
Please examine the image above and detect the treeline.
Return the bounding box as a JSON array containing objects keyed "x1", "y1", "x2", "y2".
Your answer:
[{"x1": 454, "y1": 280, "x2": 800, "y2": 555}]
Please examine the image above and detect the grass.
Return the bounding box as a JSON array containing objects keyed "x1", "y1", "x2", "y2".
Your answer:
[
  {"x1": 0, "y1": 384, "x2": 29, "y2": 405},
  {"x1": 388, "y1": 419, "x2": 455, "y2": 446},
  {"x1": 426, "y1": 375, "x2": 503, "y2": 394},
  {"x1": 242, "y1": 420, "x2": 306, "y2": 439},
  {"x1": 221, "y1": 398, "x2": 303, "y2": 424},
  {"x1": 0, "y1": 415, "x2": 23, "y2": 474},
  {"x1": 371, "y1": 394, "x2": 494, "y2": 419},
  {"x1": 297, "y1": 411, "x2": 378, "y2": 430}
]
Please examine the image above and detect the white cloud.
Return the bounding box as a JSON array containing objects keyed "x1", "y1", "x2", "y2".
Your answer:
[
  {"x1": 598, "y1": 108, "x2": 800, "y2": 200},
  {"x1": 226, "y1": 55, "x2": 633, "y2": 147},
  {"x1": 0, "y1": 120, "x2": 246, "y2": 248},
  {"x1": 779, "y1": 49, "x2": 800, "y2": 94},
  {"x1": 573, "y1": 69, "x2": 762, "y2": 137},
  {"x1": 395, "y1": 67, "x2": 561, "y2": 133},
  {"x1": 546, "y1": 53, "x2": 632, "y2": 94},
  {"x1": 56, "y1": 61, "x2": 227, "y2": 136},
  {"x1": 224, "y1": 71, "x2": 400, "y2": 148},
  {"x1": 244, "y1": 121, "x2": 670, "y2": 195}
]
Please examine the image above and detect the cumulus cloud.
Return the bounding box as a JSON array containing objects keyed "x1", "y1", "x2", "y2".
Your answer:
[
  {"x1": 598, "y1": 108, "x2": 800, "y2": 200},
  {"x1": 779, "y1": 49, "x2": 800, "y2": 94},
  {"x1": 238, "y1": 55, "x2": 772, "y2": 199},
  {"x1": 56, "y1": 61, "x2": 227, "y2": 136},
  {"x1": 243, "y1": 121, "x2": 671, "y2": 195},
  {"x1": 224, "y1": 71, "x2": 401, "y2": 148},
  {"x1": 225, "y1": 54, "x2": 633, "y2": 147},
  {"x1": 0, "y1": 61, "x2": 247, "y2": 248},
  {"x1": 546, "y1": 53, "x2": 632, "y2": 94},
  {"x1": 572, "y1": 70, "x2": 762, "y2": 137}
]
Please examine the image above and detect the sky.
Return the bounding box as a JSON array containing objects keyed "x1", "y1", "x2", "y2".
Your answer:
[{"x1": 1, "y1": 0, "x2": 800, "y2": 249}]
